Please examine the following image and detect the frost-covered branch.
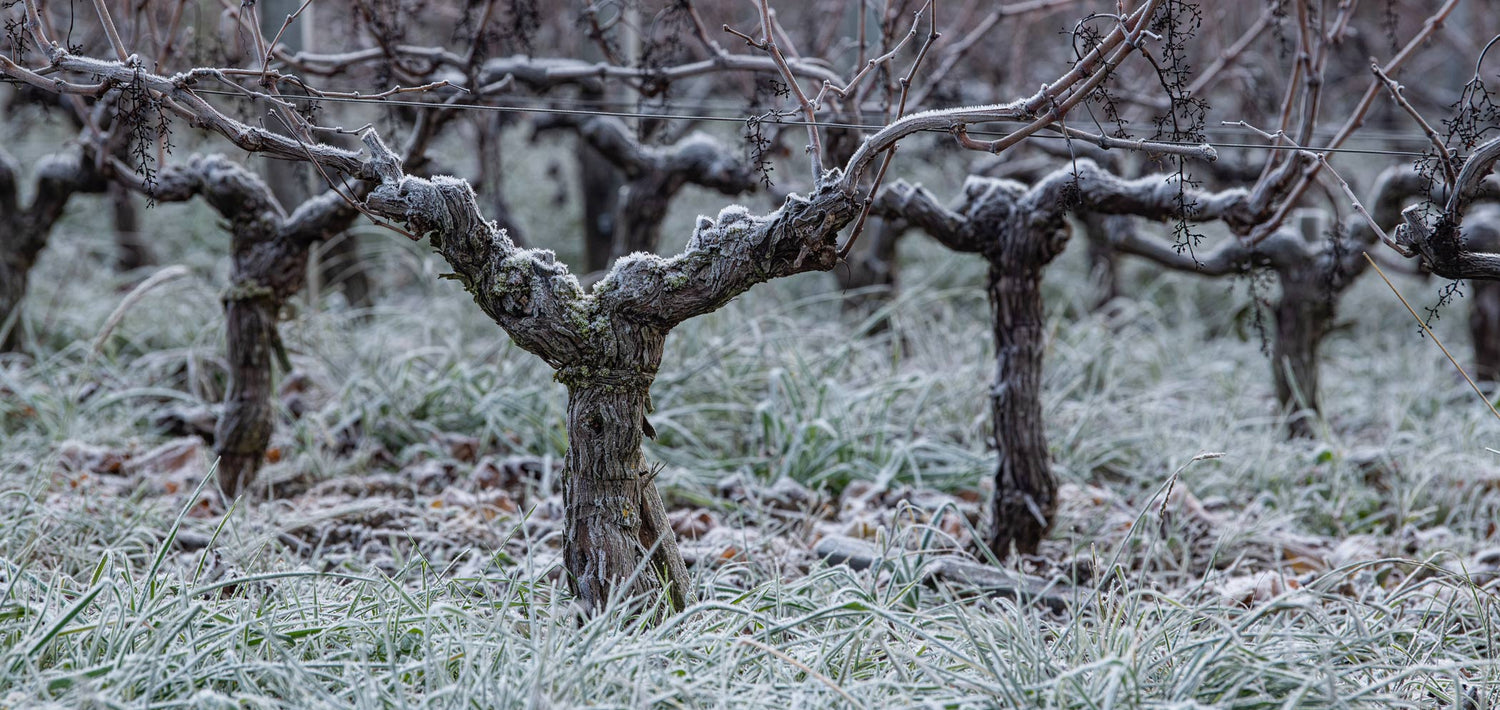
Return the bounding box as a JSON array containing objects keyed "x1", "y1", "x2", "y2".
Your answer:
[
  {"x1": 284, "y1": 44, "x2": 847, "y2": 92},
  {"x1": 1, "y1": 51, "x2": 374, "y2": 180},
  {"x1": 598, "y1": 184, "x2": 858, "y2": 328},
  {"x1": 840, "y1": 0, "x2": 1165, "y2": 192},
  {"x1": 1248, "y1": 0, "x2": 1464, "y2": 244},
  {"x1": 872, "y1": 180, "x2": 978, "y2": 252},
  {"x1": 571, "y1": 117, "x2": 756, "y2": 196}
]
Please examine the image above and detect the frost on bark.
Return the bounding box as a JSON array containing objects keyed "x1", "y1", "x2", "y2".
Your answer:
[
  {"x1": 362, "y1": 133, "x2": 858, "y2": 612},
  {"x1": 120, "y1": 155, "x2": 362, "y2": 496},
  {"x1": 1395, "y1": 137, "x2": 1500, "y2": 281},
  {"x1": 0, "y1": 150, "x2": 102, "y2": 352}
]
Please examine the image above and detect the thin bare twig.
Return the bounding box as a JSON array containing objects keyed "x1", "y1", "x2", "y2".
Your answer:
[
  {"x1": 1316, "y1": 154, "x2": 1410, "y2": 255},
  {"x1": 840, "y1": 0, "x2": 1160, "y2": 192},
  {"x1": 267, "y1": 114, "x2": 418, "y2": 241},
  {"x1": 264, "y1": 0, "x2": 317, "y2": 71},
  {"x1": 154, "y1": 0, "x2": 190, "y2": 68},
  {"x1": 911, "y1": 0, "x2": 1081, "y2": 107},
  {"x1": 88, "y1": 0, "x2": 131, "y2": 62},
  {"x1": 1371, "y1": 63, "x2": 1457, "y2": 187},
  {"x1": 1249, "y1": 0, "x2": 1464, "y2": 245},
  {"x1": 950, "y1": 0, "x2": 1161, "y2": 158},
  {"x1": 813, "y1": 1, "x2": 929, "y2": 109},
  {"x1": 731, "y1": 0, "x2": 826, "y2": 179},
  {"x1": 842, "y1": 1, "x2": 940, "y2": 257}
]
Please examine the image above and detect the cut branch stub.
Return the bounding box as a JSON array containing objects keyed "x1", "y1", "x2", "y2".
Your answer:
[
  {"x1": 1393, "y1": 137, "x2": 1500, "y2": 280},
  {"x1": 1396, "y1": 206, "x2": 1500, "y2": 280}
]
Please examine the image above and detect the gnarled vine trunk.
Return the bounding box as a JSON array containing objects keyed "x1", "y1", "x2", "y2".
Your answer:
[
  {"x1": 985, "y1": 264, "x2": 1056, "y2": 558},
  {"x1": 216, "y1": 294, "x2": 282, "y2": 494},
  {"x1": 562, "y1": 372, "x2": 689, "y2": 612},
  {"x1": 554, "y1": 322, "x2": 689, "y2": 612},
  {"x1": 874, "y1": 160, "x2": 1294, "y2": 559},
  {"x1": 0, "y1": 256, "x2": 32, "y2": 352},
  {"x1": 127, "y1": 155, "x2": 360, "y2": 497},
  {"x1": 873, "y1": 175, "x2": 1070, "y2": 559},
  {"x1": 1272, "y1": 275, "x2": 1335, "y2": 438},
  {"x1": 109, "y1": 182, "x2": 154, "y2": 271},
  {"x1": 363, "y1": 133, "x2": 858, "y2": 610}
]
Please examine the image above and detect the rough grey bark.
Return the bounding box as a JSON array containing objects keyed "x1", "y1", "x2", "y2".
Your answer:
[
  {"x1": 362, "y1": 132, "x2": 858, "y2": 612},
  {"x1": 117, "y1": 155, "x2": 362, "y2": 496},
  {"x1": 1026, "y1": 142, "x2": 1129, "y2": 311},
  {"x1": 0, "y1": 150, "x2": 102, "y2": 351},
  {"x1": 985, "y1": 263, "x2": 1057, "y2": 556}
]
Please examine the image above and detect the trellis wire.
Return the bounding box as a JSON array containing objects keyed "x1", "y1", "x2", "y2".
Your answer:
[{"x1": 190, "y1": 88, "x2": 1437, "y2": 159}]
